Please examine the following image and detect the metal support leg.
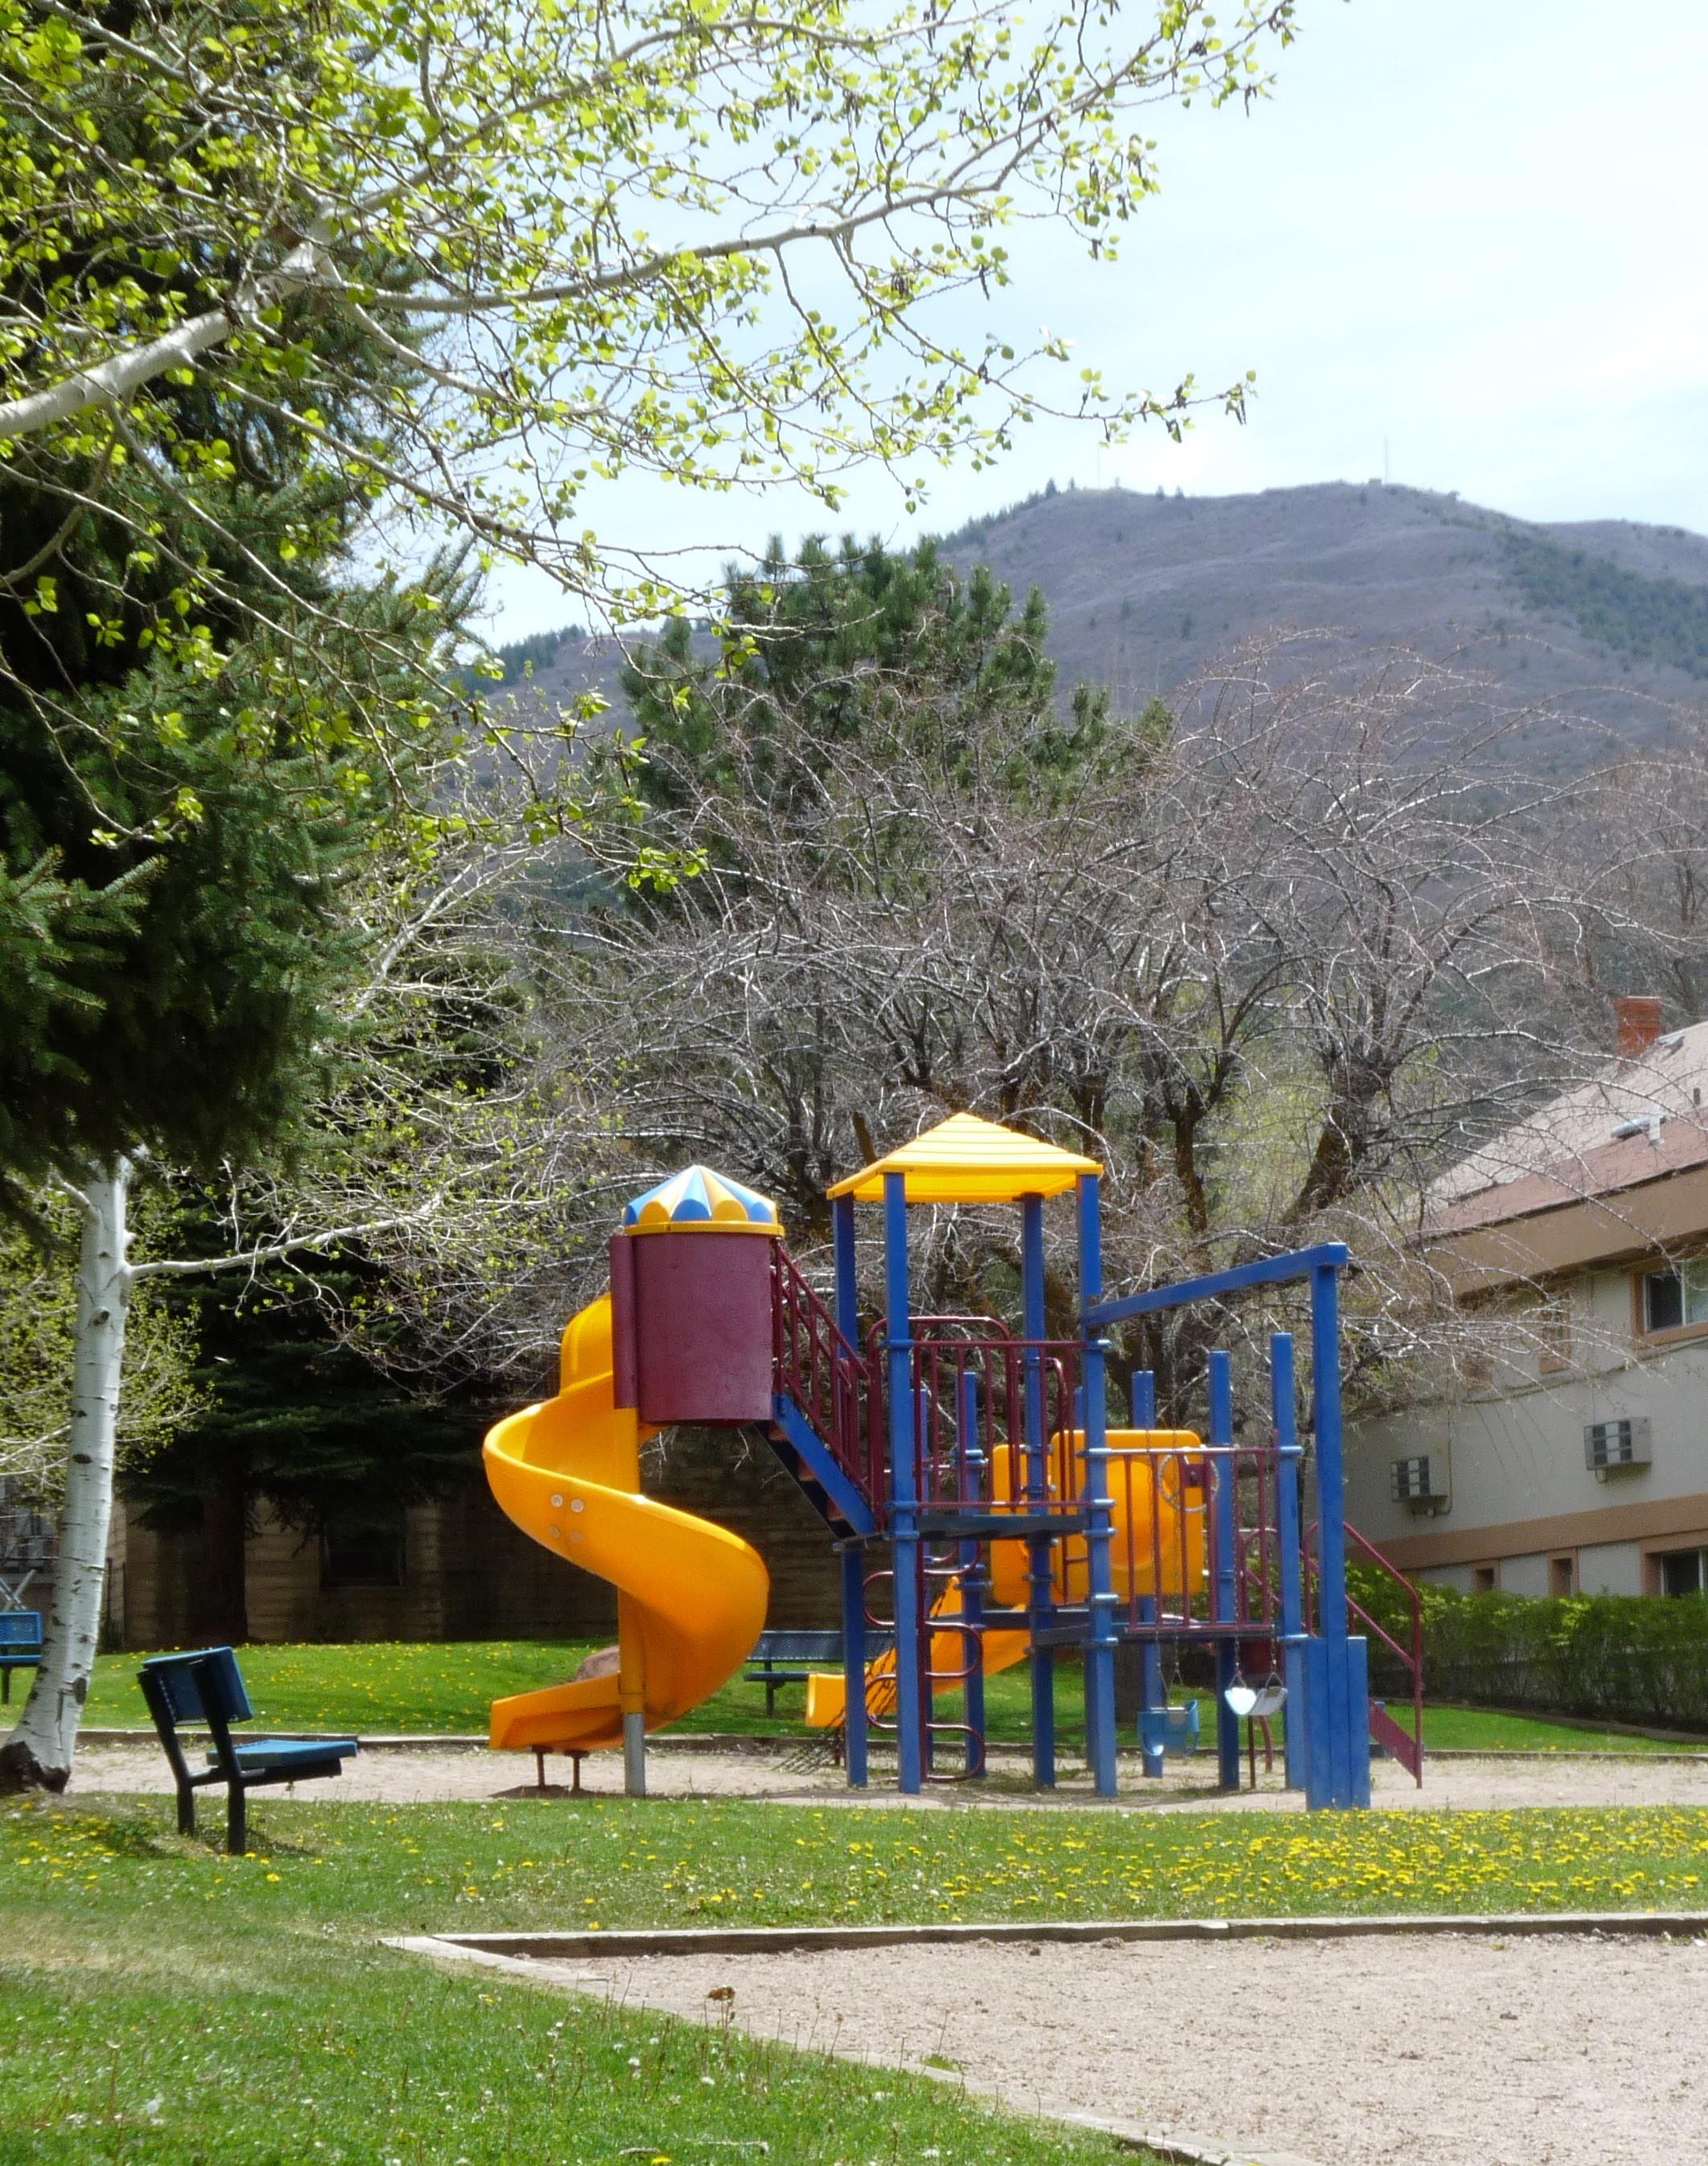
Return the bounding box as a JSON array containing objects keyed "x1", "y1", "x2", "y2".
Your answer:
[
  {"x1": 622, "y1": 1709, "x2": 647, "y2": 1798},
  {"x1": 1272, "y1": 1331, "x2": 1307, "y2": 1791},
  {"x1": 1129, "y1": 1369, "x2": 1167, "y2": 1774},
  {"x1": 1306, "y1": 1263, "x2": 1371, "y2": 1809},
  {"x1": 840, "y1": 1540, "x2": 869, "y2": 1788},
  {"x1": 884, "y1": 1172, "x2": 924, "y2": 1795},
  {"x1": 958, "y1": 1371, "x2": 986, "y2": 1776},
  {"x1": 1077, "y1": 1173, "x2": 1118, "y2": 1799},
  {"x1": 1021, "y1": 1193, "x2": 1055, "y2": 1788},
  {"x1": 1209, "y1": 1350, "x2": 1241, "y2": 1792}
]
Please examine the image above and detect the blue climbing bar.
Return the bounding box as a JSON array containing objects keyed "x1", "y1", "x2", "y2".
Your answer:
[
  {"x1": 1077, "y1": 1173, "x2": 1118, "y2": 1799},
  {"x1": 1019, "y1": 1192, "x2": 1055, "y2": 1789},
  {"x1": 1271, "y1": 1331, "x2": 1305, "y2": 1793},
  {"x1": 1207, "y1": 1349, "x2": 1241, "y2": 1791},
  {"x1": 883, "y1": 1171, "x2": 924, "y2": 1795}
]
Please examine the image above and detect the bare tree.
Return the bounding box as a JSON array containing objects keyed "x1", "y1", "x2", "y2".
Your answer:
[{"x1": 547, "y1": 628, "x2": 1624, "y2": 1422}]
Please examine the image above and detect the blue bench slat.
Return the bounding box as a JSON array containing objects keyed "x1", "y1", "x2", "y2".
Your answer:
[{"x1": 211, "y1": 1737, "x2": 358, "y2": 1769}]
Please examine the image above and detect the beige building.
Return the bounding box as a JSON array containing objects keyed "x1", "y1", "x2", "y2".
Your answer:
[{"x1": 1348, "y1": 998, "x2": 1708, "y2": 1599}]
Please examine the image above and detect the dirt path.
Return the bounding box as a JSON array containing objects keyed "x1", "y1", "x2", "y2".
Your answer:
[
  {"x1": 564, "y1": 1930, "x2": 1708, "y2": 2166},
  {"x1": 71, "y1": 1741, "x2": 1708, "y2": 1810}
]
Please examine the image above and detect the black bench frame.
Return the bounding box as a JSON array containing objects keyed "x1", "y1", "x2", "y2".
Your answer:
[
  {"x1": 0, "y1": 1609, "x2": 42, "y2": 1703},
  {"x1": 138, "y1": 1647, "x2": 357, "y2": 1854}
]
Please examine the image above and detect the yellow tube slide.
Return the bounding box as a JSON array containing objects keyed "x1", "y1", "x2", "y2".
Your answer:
[
  {"x1": 805, "y1": 1428, "x2": 1206, "y2": 1730},
  {"x1": 484, "y1": 1294, "x2": 770, "y2": 1753}
]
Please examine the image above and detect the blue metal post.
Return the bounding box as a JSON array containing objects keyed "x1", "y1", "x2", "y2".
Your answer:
[
  {"x1": 1077, "y1": 1175, "x2": 1118, "y2": 1798},
  {"x1": 1020, "y1": 1193, "x2": 1055, "y2": 1788},
  {"x1": 883, "y1": 1172, "x2": 924, "y2": 1795},
  {"x1": 838, "y1": 1540, "x2": 869, "y2": 1787},
  {"x1": 832, "y1": 1194, "x2": 869, "y2": 1786},
  {"x1": 1208, "y1": 1349, "x2": 1241, "y2": 1792},
  {"x1": 1131, "y1": 1368, "x2": 1165, "y2": 1763},
  {"x1": 1308, "y1": 1261, "x2": 1370, "y2": 1809},
  {"x1": 832, "y1": 1194, "x2": 859, "y2": 1345},
  {"x1": 1271, "y1": 1332, "x2": 1305, "y2": 1793},
  {"x1": 958, "y1": 1369, "x2": 986, "y2": 1775}
]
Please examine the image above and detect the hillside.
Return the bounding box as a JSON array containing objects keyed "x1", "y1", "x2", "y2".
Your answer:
[{"x1": 490, "y1": 483, "x2": 1708, "y2": 764}]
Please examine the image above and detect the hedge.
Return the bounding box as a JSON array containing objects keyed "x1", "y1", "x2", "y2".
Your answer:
[{"x1": 1347, "y1": 1566, "x2": 1708, "y2": 1734}]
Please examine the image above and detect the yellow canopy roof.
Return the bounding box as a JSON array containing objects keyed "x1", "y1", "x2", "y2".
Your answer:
[{"x1": 826, "y1": 1112, "x2": 1101, "y2": 1205}]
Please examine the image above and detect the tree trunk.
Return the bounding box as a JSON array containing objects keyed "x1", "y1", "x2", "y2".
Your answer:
[{"x1": 0, "y1": 1159, "x2": 133, "y2": 1792}]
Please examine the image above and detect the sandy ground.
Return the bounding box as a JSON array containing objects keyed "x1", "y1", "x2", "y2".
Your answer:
[
  {"x1": 551, "y1": 1931, "x2": 1708, "y2": 2166},
  {"x1": 71, "y1": 1739, "x2": 1708, "y2": 1811}
]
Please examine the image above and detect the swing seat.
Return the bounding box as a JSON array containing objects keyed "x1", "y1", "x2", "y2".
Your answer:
[
  {"x1": 1138, "y1": 1701, "x2": 1200, "y2": 1759},
  {"x1": 1224, "y1": 1681, "x2": 1287, "y2": 1721}
]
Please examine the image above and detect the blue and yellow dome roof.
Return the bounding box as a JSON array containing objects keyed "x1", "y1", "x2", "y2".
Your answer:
[{"x1": 622, "y1": 1165, "x2": 781, "y2": 1234}]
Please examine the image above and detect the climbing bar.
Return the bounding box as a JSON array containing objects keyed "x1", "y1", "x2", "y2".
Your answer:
[{"x1": 1082, "y1": 1243, "x2": 1350, "y2": 1328}]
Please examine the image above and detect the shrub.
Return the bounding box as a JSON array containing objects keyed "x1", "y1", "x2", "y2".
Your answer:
[{"x1": 1349, "y1": 1566, "x2": 1708, "y2": 1733}]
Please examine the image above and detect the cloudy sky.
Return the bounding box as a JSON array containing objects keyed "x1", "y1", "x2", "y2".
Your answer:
[{"x1": 490, "y1": 0, "x2": 1708, "y2": 637}]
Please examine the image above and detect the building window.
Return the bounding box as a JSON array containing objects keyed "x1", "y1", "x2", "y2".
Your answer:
[
  {"x1": 1472, "y1": 1563, "x2": 1497, "y2": 1595},
  {"x1": 1657, "y1": 1547, "x2": 1707, "y2": 1599},
  {"x1": 1538, "y1": 1297, "x2": 1572, "y2": 1374},
  {"x1": 322, "y1": 1505, "x2": 405, "y2": 1589},
  {"x1": 1641, "y1": 1261, "x2": 1708, "y2": 1334},
  {"x1": 1549, "y1": 1554, "x2": 1576, "y2": 1599}
]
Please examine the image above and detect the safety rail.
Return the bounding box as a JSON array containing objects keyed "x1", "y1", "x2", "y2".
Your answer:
[
  {"x1": 870, "y1": 1317, "x2": 1083, "y2": 1521},
  {"x1": 1306, "y1": 1519, "x2": 1424, "y2": 1783},
  {"x1": 771, "y1": 1246, "x2": 882, "y2": 1510},
  {"x1": 1103, "y1": 1441, "x2": 1283, "y2": 1640}
]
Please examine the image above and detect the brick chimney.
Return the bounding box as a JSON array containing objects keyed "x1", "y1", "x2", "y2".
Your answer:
[{"x1": 1616, "y1": 994, "x2": 1665, "y2": 1059}]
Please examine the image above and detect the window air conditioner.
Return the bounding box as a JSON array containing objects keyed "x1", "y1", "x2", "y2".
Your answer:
[
  {"x1": 1391, "y1": 1453, "x2": 1449, "y2": 1513},
  {"x1": 1584, "y1": 1417, "x2": 1652, "y2": 1474}
]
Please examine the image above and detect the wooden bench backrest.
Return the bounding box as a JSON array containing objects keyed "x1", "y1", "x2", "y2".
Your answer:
[
  {"x1": 138, "y1": 1648, "x2": 252, "y2": 1726},
  {"x1": 0, "y1": 1611, "x2": 41, "y2": 1650}
]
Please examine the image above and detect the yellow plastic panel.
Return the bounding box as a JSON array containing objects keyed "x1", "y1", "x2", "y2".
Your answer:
[{"x1": 826, "y1": 1112, "x2": 1100, "y2": 1205}]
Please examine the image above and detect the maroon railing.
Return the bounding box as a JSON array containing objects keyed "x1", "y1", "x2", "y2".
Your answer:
[
  {"x1": 771, "y1": 1247, "x2": 881, "y2": 1509},
  {"x1": 862, "y1": 1317, "x2": 1083, "y2": 1525},
  {"x1": 1307, "y1": 1520, "x2": 1425, "y2": 1783}
]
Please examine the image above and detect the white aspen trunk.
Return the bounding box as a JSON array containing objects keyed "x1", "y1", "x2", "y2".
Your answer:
[{"x1": 0, "y1": 1159, "x2": 133, "y2": 1791}]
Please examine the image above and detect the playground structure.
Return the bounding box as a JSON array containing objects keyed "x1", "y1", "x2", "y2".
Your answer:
[{"x1": 482, "y1": 1118, "x2": 1423, "y2": 1808}]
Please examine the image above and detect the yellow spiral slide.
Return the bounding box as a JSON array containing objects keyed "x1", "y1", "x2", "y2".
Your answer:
[{"x1": 483, "y1": 1294, "x2": 771, "y2": 1754}]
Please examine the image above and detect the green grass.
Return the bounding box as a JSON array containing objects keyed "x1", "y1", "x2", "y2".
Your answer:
[
  {"x1": 8, "y1": 1783, "x2": 1708, "y2": 2160},
  {"x1": 1412, "y1": 1703, "x2": 1702, "y2": 1753},
  {"x1": 87, "y1": 1640, "x2": 1706, "y2": 1755},
  {"x1": 0, "y1": 1795, "x2": 1148, "y2": 2166}
]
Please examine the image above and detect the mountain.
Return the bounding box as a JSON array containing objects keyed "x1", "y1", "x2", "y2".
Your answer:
[
  {"x1": 489, "y1": 483, "x2": 1708, "y2": 765},
  {"x1": 935, "y1": 481, "x2": 1708, "y2": 764}
]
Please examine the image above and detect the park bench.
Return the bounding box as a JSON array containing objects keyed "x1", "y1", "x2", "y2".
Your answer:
[
  {"x1": 138, "y1": 1647, "x2": 358, "y2": 1853},
  {"x1": 743, "y1": 1628, "x2": 898, "y2": 1717},
  {"x1": 745, "y1": 1629, "x2": 844, "y2": 1715},
  {"x1": 0, "y1": 1609, "x2": 42, "y2": 1702}
]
